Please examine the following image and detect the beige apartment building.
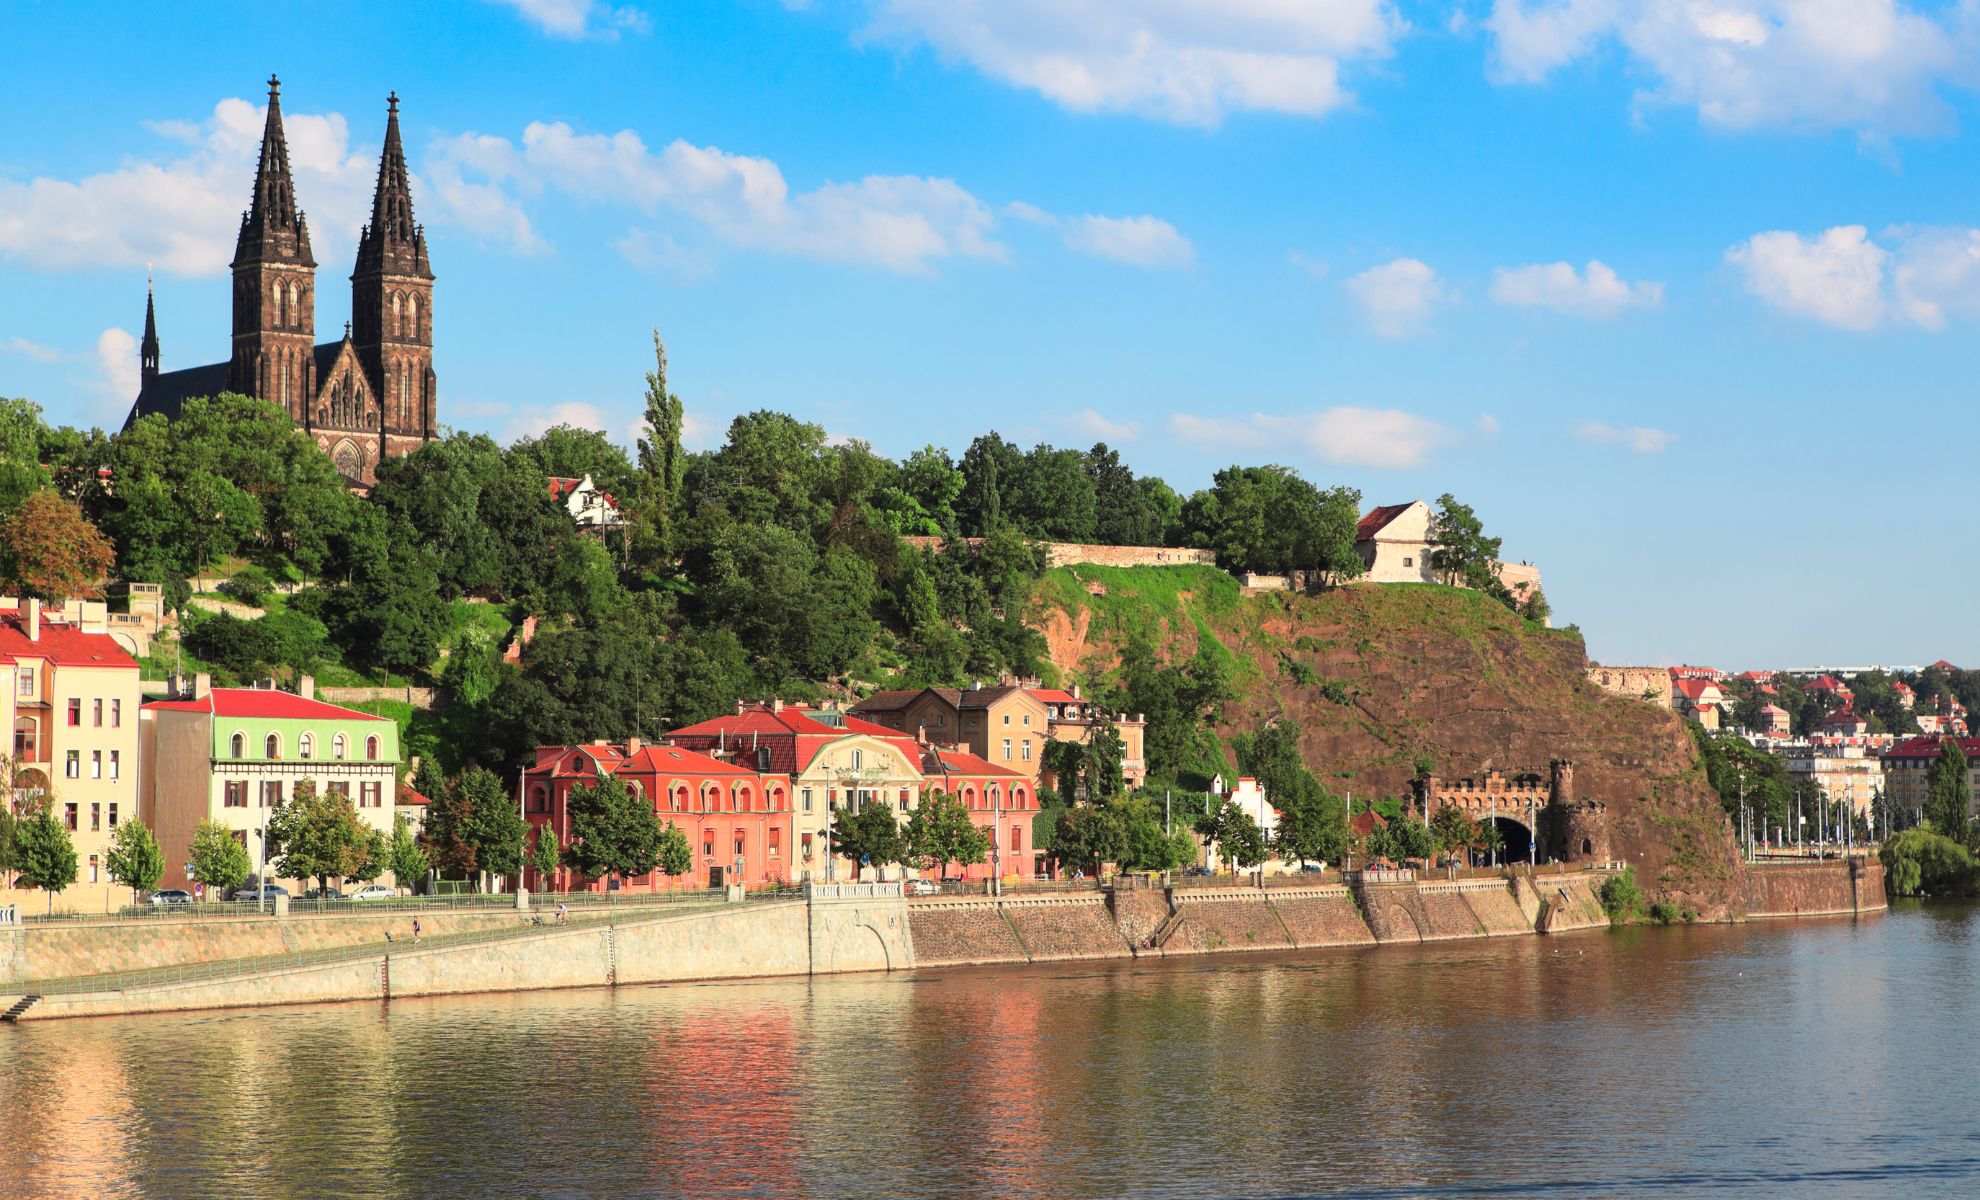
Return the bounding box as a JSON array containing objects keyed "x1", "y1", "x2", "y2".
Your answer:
[
  {"x1": 1882, "y1": 735, "x2": 1980, "y2": 819},
  {"x1": 1, "y1": 599, "x2": 143, "y2": 905},
  {"x1": 853, "y1": 682, "x2": 1149, "y2": 792}
]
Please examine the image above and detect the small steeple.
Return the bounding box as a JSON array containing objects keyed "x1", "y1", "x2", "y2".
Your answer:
[
  {"x1": 140, "y1": 268, "x2": 160, "y2": 385},
  {"x1": 233, "y1": 73, "x2": 314, "y2": 267},
  {"x1": 356, "y1": 90, "x2": 429, "y2": 277}
]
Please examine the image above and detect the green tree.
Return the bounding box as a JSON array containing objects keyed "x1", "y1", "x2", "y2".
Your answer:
[
  {"x1": 459, "y1": 768, "x2": 529, "y2": 882},
  {"x1": 1598, "y1": 868, "x2": 1643, "y2": 924},
  {"x1": 189, "y1": 818, "x2": 253, "y2": 895},
  {"x1": 0, "y1": 397, "x2": 54, "y2": 516},
  {"x1": 265, "y1": 779, "x2": 376, "y2": 894},
  {"x1": 658, "y1": 821, "x2": 694, "y2": 878},
  {"x1": 387, "y1": 814, "x2": 429, "y2": 893},
  {"x1": 1180, "y1": 465, "x2": 1363, "y2": 583},
  {"x1": 1925, "y1": 738, "x2": 1972, "y2": 845},
  {"x1": 1475, "y1": 816, "x2": 1506, "y2": 866},
  {"x1": 1, "y1": 490, "x2": 116, "y2": 603},
  {"x1": 1427, "y1": 493, "x2": 1507, "y2": 598},
  {"x1": 105, "y1": 817, "x2": 165, "y2": 903},
  {"x1": 527, "y1": 823, "x2": 558, "y2": 889},
  {"x1": 904, "y1": 790, "x2": 990, "y2": 879},
  {"x1": 13, "y1": 806, "x2": 78, "y2": 908},
  {"x1": 1197, "y1": 799, "x2": 1267, "y2": 870},
  {"x1": 1048, "y1": 802, "x2": 1127, "y2": 876},
  {"x1": 419, "y1": 773, "x2": 481, "y2": 878},
  {"x1": 560, "y1": 773, "x2": 665, "y2": 885},
  {"x1": 1430, "y1": 803, "x2": 1481, "y2": 864},
  {"x1": 830, "y1": 801, "x2": 904, "y2": 874},
  {"x1": 632, "y1": 331, "x2": 688, "y2": 570}
]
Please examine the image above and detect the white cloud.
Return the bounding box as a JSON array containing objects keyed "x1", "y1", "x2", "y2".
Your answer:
[
  {"x1": 1574, "y1": 420, "x2": 1677, "y2": 453},
  {"x1": 614, "y1": 228, "x2": 716, "y2": 280},
  {"x1": 84, "y1": 327, "x2": 139, "y2": 426},
  {"x1": 1345, "y1": 257, "x2": 1448, "y2": 338},
  {"x1": 485, "y1": 0, "x2": 650, "y2": 39},
  {"x1": 861, "y1": 0, "x2": 1405, "y2": 127},
  {"x1": 1476, "y1": 413, "x2": 1502, "y2": 437},
  {"x1": 1061, "y1": 214, "x2": 1194, "y2": 268},
  {"x1": 1167, "y1": 405, "x2": 1454, "y2": 469},
  {"x1": 1725, "y1": 225, "x2": 1889, "y2": 329},
  {"x1": 1891, "y1": 225, "x2": 1980, "y2": 330},
  {"x1": 507, "y1": 401, "x2": 611, "y2": 441},
  {"x1": 1067, "y1": 408, "x2": 1144, "y2": 442},
  {"x1": 1483, "y1": 0, "x2": 1972, "y2": 135},
  {"x1": 427, "y1": 121, "x2": 1010, "y2": 275},
  {"x1": 1, "y1": 336, "x2": 61, "y2": 364},
  {"x1": 0, "y1": 96, "x2": 377, "y2": 277},
  {"x1": 1490, "y1": 259, "x2": 1664, "y2": 317}
]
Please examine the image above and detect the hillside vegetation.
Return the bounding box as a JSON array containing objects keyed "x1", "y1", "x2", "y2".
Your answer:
[{"x1": 1032, "y1": 567, "x2": 1745, "y2": 916}]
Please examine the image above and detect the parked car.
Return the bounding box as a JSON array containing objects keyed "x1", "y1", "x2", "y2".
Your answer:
[
  {"x1": 1182, "y1": 866, "x2": 1213, "y2": 877},
  {"x1": 301, "y1": 887, "x2": 344, "y2": 901},
  {"x1": 233, "y1": 884, "x2": 291, "y2": 903},
  {"x1": 347, "y1": 884, "x2": 395, "y2": 902},
  {"x1": 147, "y1": 889, "x2": 194, "y2": 906},
  {"x1": 904, "y1": 879, "x2": 940, "y2": 896}
]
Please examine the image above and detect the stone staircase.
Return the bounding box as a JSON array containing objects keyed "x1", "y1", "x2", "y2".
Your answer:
[{"x1": 2, "y1": 995, "x2": 40, "y2": 1023}]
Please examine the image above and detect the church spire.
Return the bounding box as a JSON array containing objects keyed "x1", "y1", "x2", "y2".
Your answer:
[
  {"x1": 233, "y1": 74, "x2": 313, "y2": 268},
  {"x1": 356, "y1": 91, "x2": 428, "y2": 277},
  {"x1": 140, "y1": 269, "x2": 160, "y2": 385}
]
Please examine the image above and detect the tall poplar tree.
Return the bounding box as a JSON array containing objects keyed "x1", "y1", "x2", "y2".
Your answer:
[
  {"x1": 633, "y1": 330, "x2": 687, "y2": 570},
  {"x1": 1926, "y1": 738, "x2": 1972, "y2": 844}
]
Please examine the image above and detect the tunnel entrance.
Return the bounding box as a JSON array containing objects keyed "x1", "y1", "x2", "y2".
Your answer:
[{"x1": 1485, "y1": 816, "x2": 1533, "y2": 866}]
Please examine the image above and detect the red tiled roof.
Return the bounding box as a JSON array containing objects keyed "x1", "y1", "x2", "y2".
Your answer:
[
  {"x1": 850, "y1": 689, "x2": 923, "y2": 713},
  {"x1": 1884, "y1": 735, "x2": 1980, "y2": 762},
  {"x1": 397, "y1": 785, "x2": 431, "y2": 808},
  {"x1": 1673, "y1": 678, "x2": 1721, "y2": 701},
  {"x1": 0, "y1": 610, "x2": 138, "y2": 669},
  {"x1": 1355, "y1": 502, "x2": 1414, "y2": 542},
  {"x1": 547, "y1": 477, "x2": 580, "y2": 500},
  {"x1": 666, "y1": 707, "x2": 920, "y2": 774},
  {"x1": 925, "y1": 745, "x2": 1027, "y2": 780},
  {"x1": 1807, "y1": 675, "x2": 1850, "y2": 692},
  {"x1": 1030, "y1": 688, "x2": 1079, "y2": 705},
  {"x1": 1349, "y1": 810, "x2": 1388, "y2": 837},
  {"x1": 143, "y1": 689, "x2": 389, "y2": 721},
  {"x1": 528, "y1": 741, "x2": 757, "y2": 781}
]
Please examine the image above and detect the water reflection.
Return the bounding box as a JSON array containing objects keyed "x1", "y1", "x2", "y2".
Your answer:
[{"x1": 3, "y1": 911, "x2": 1976, "y2": 1199}]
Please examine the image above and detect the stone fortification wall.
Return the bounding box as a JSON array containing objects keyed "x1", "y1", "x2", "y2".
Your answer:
[
  {"x1": 1356, "y1": 883, "x2": 1435, "y2": 944},
  {"x1": 998, "y1": 895, "x2": 1133, "y2": 961},
  {"x1": 1530, "y1": 874, "x2": 1608, "y2": 933},
  {"x1": 909, "y1": 903, "x2": 1030, "y2": 967},
  {"x1": 1165, "y1": 890, "x2": 1295, "y2": 954},
  {"x1": 900, "y1": 536, "x2": 1214, "y2": 570},
  {"x1": 1110, "y1": 888, "x2": 1172, "y2": 948},
  {"x1": 317, "y1": 685, "x2": 437, "y2": 707},
  {"x1": 1584, "y1": 665, "x2": 1673, "y2": 709},
  {"x1": 2, "y1": 909, "x2": 526, "y2": 986},
  {"x1": 1416, "y1": 884, "x2": 1492, "y2": 940},
  {"x1": 1460, "y1": 882, "x2": 1535, "y2": 936},
  {"x1": 1742, "y1": 859, "x2": 1886, "y2": 918}
]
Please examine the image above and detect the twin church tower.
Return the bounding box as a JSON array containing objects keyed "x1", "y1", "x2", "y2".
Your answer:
[{"x1": 128, "y1": 76, "x2": 437, "y2": 485}]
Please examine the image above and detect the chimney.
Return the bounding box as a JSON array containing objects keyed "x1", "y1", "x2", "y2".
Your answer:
[
  {"x1": 771, "y1": 698, "x2": 783, "y2": 714},
  {"x1": 26, "y1": 598, "x2": 39, "y2": 642},
  {"x1": 916, "y1": 724, "x2": 927, "y2": 745},
  {"x1": 194, "y1": 672, "x2": 211, "y2": 700},
  {"x1": 298, "y1": 674, "x2": 315, "y2": 701},
  {"x1": 627, "y1": 736, "x2": 642, "y2": 754},
  {"x1": 1071, "y1": 684, "x2": 1081, "y2": 700},
  {"x1": 735, "y1": 699, "x2": 746, "y2": 715}
]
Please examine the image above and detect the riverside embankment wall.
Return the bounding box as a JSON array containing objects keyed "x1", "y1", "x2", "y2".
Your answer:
[
  {"x1": 1742, "y1": 858, "x2": 1886, "y2": 918},
  {"x1": 2, "y1": 909, "x2": 528, "y2": 987}
]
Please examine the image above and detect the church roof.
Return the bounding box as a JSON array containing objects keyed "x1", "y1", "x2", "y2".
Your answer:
[{"x1": 126, "y1": 341, "x2": 350, "y2": 429}]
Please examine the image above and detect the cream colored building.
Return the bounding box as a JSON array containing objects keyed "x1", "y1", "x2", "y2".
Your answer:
[
  {"x1": 0, "y1": 599, "x2": 142, "y2": 901},
  {"x1": 139, "y1": 677, "x2": 400, "y2": 893},
  {"x1": 1354, "y1": 500, "x2": 1545, "y2": 613}
]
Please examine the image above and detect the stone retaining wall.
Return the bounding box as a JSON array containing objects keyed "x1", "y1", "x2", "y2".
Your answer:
[
  {"x1": 1742, "y1": 858, "x2": 1885, "y2": 919},
  {"x1": 1166, "y1": 890, "x2": 1295, "y2": 954},
  {"x1": 998, "y1": 896, "x2": 1132, "y2": 961},
  {"x1": 908, "y1": 904, "x2": 1030, "y2": 967},
  {"x1": 1265, "y1": 887, "x2": 1375, "y2": 949}
]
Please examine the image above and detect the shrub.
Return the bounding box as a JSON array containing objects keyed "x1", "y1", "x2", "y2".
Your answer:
[
  {"x1": 223, "y1": 564, "x2": 275, "y2": 608},
  {"x1": 1649, "y1": 900, "x2": 1681, "y2": 924},
  {"x1": 1881, "y1": 827, "x2": 1976, "y2": 898},
  {"x1": 1598, "y1": 867, "x2": 1642, "y2": 924}
]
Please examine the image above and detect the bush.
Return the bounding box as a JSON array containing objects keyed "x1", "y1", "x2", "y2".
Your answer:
[
  {"x1": 1649, "y1": 900, "x2": 1681, "y2": 924},
  {"x1": 1598, "y1": 868, "x2": 1642, "y2": 924},
  {"x1": 223, "y1": 564, "x2": 275, "y2": 608},
  {"x1": 1881, "y1": 827, "x2": 1976, "y2": 898}
]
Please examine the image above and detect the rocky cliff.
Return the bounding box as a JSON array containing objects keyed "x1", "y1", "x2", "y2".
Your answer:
[{"x1": 1032, "y1": 566, "x2": 1746, "y2": 918}]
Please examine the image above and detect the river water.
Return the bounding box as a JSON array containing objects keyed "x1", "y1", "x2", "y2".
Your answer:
[{"x1": 0, "y1": 905, "x2": 1970, "y2": 1199}]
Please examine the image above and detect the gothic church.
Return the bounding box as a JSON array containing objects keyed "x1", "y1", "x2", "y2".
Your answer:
[{"x1": 127, "y1": 76, "x2": 437, "y2": 486}]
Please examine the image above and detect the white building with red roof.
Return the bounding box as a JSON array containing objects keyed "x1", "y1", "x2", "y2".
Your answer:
[
  {"x1": 546, "y1": 473, "x2": 625, "y2": 531},
  {"x1": 1671, "y1": 677, "x2": 1726, "y2": 729},
  {"x1": 0, "y1": 599, "x2": 141, "y2": 906},
  {"x1": 1353, "y1": 500, "x2": 1544, "y2": 612},
  {"x1": 140, "y1": 675, "x2": 401, "y2": 894}
]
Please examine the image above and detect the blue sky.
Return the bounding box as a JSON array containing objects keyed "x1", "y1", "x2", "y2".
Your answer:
[{"x1": 3, "y1": 0, "x2": 1979, "y2": 669}]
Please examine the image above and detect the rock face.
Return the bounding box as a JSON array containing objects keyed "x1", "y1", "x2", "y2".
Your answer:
[{"x1": 1033, "y1": 569, "x2": 1746, "y2": 918}]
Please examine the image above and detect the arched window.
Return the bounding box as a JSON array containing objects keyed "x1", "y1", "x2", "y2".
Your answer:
[
  {"x1": 14, "y1": 716, "x2": 39, "y2": 761},
  {"x1": 408, "y1": 294, "x2": 420, "y2": 338},
  {"x1": 264, "y1": 733, "x2": 281, "y2": 760},
  {"x1": 287, "y1": 280, "x2": 299, "y2": 328},
  {"x1": 671, "y1": 787, "x2": 686, "y2": 812},
  {"x1": 365, "y1": 735, "x2": 381, "y2": 761},
  {"x1": 274, "y1": 282, "x2": 285, "y2": 326},
  {"x1": 333, "y1": 734, "x2": 347, "y2": 760},
  {"x1": 299, "y1": 733, "x2": 313, "y2": 760},
  {"x1": 736, "y1": 786, "x2": 753, "y2": 813},
  {"x1": 391, "y1": 292, "x2": 402, "y2": 337},
  {"x1": 230, "y1": 732, "x2": 246, "y2": 759},
  {"x1": 529, "y1": 786, "x2": 550, "y2": 814}
]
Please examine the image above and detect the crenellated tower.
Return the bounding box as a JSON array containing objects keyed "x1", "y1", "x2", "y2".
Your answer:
[
  {"x1": 351, "y1": 92, "x2": 436, "y2": 457},
  {"x1": 227, "y1": 75, "x2": 317, "y2": 416}
]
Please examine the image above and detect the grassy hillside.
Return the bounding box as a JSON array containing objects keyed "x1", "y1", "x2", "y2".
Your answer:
[{"x1": 1032, "y1": 566, "x2": 1744, "y2": 916}]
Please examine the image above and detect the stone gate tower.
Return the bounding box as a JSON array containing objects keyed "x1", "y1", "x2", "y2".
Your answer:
[{"x1": 1543, "y1": 758, "x2": 1611, "y2": 864}]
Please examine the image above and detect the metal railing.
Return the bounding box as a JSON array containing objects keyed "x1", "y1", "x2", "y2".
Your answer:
[{"x1": 19, "y1": 886, "x2": 804, "y2": 927}]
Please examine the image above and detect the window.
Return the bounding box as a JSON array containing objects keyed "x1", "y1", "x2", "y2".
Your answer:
[
  {"x1": 801, "y1": 832, "x2": 814, "y2": 859},
  {"x1": 1003, "y1": 714, "x2": 1010, "y2": 726},
  {"x1": 93, "y1": 698, "x2": 103, "y2": 727},
  {"x1": 702, "y1": 833, "x2": 714, "y2": 857},
  {"x1": 1023, "y1": 714, "x2": 1031, "y2": 726},
  {"x1": 111, "y1": 699, "x2": 121, "y2": 727},
  {"x1": 17, "y1": 668, "x2": 32, "y2": 697},
  {"x1": 327, "y1": 782, "x2": 350, "y2": 798},
  {"x1": 230, "y1": 732, "x2": 246, "y2": 759},
  {"x1": 265, "y1": 733, "x2": 281, "y2": 759},
  {"x1": 899, "y1": 796, "x2": 910, "y2": 813},
  {"x1": 88, "y1": 854, "x2": 99, "y2": 884},
  {"x1": 68, "y1": 698, "x2": 81, "y2": 726},
  {"x1": 90, "y1": 803, "x2": 101, "y2": 831},
  {"x1": 108, "y1": 803, "x2": 119, "y2": 828},
  {"x1": 1001, "y1": 739, "x2": 1012, "y2": 761},
  {"x1": 361, "y1": 782, "x2": 383, "y2": 809},
  {"x1": 769, "y1": 828, "x2": 781, "y2": 856},
  {"x1": 225, "y1": 780, "x2": 248, "y2": 808},
  {"x1": 232, "y1": 829, "x2": 248, "y2": 850},
  {"x1": 734, "y1": 832, "x2": 745, "y2": 857},
  {"x1": 1021, "y1": 740, "x2": 1032, "y2": 762},
  {"x1": 1010, "y1": 826, "x2": 1023, "y2": 853},
  {"x1": 63, "y1": 802, "x2": 77, "y2": 831},
  {"x1": 365, "y1": 735, "x2": 380, "y2": 761},
  {"x1": 66, "y1": 750, "x2": 79, "y2": 779},
  {"x1": 299, "y1": 733, "x2": 314, "y2": 760},
  {"x1": 333, "y1": 735, "x2": 347, "y2": 759},
  {"x1": 934, "y1": 713, "x2": 946, "y2": 727},
  {"x1": 1404, "y1": 556, "x2": 1414, "y2": 568},
  {"x1": 528, "y1": 786, "x2": 550, "y2": 814},
  {"x1": 802, "y1": 788, "x2": 813, "y2": 813},
  {"x1": 850, "y1": 748, "x2": 864, "y2": 771},
  {"x1": 14, "y1": 717, "x2": 37, "y2": 761},
  {"x1": 91, "y1": 750, "x2": 101, "y2": 779},
  {"x1": 261, "y1": 781, "x2": 282, "y2": 808},
  {"x1": 109, "y1": 750, "x2": 120, "y2": 780}
]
